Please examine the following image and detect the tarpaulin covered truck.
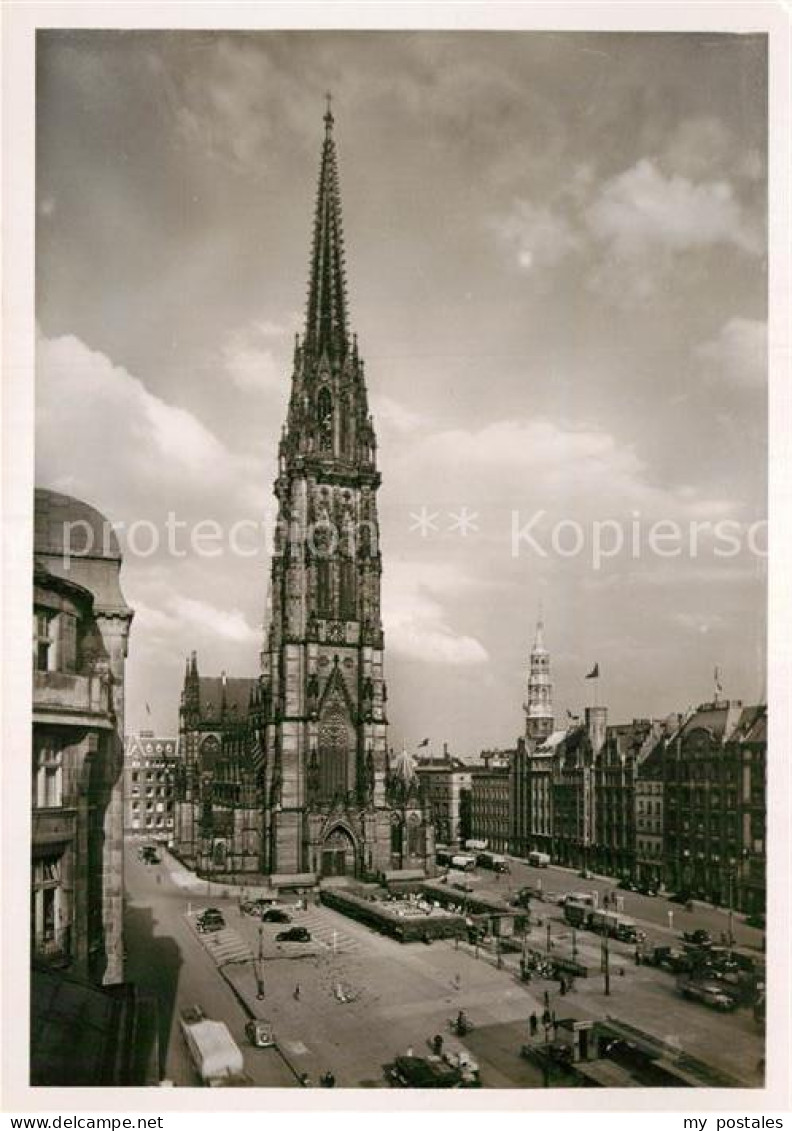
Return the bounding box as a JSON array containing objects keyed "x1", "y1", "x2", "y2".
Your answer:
[{"x1": 179, "y1": 1006, "x2": 251, "y2": 1087}]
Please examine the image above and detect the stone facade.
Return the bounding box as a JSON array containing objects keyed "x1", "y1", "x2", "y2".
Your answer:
[
  {"x1": 124, "y1": 732, "x2": 176, "y2": 841},
  {"x1": 257, "y1": 106, "x2": 432, "y2": 880},
  {"x1": 663, "y1": 701, "x2": 766, "y2": 914},
  {"x1": 415, "y1": 748, "x2": 472, "y2": 847},
  {"x1": 173, "y1": 657, "x2": 260, "y2": 876},
  {"x1": 469, "y1": 751, "x2": 512, "y2": 853},
  {"x1": 32, "y1": 488, "x2": 133, "y2": 986}
]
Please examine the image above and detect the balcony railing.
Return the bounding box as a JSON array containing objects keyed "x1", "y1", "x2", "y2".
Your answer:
[{"x1": 33, "y1": 670, "x2": 112, "y2": 718}]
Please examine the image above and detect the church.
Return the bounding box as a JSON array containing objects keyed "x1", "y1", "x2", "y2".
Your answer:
[{"x1": 173, "y1": 104, "x2": 433, "y2": 883}]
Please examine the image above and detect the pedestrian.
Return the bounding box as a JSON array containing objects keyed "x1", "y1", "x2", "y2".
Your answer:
[
  {"x1": 529, "y1": 1012, "x2": 538, "y2": 1037},
  {"x1": 560, "y1": 980, "x2": 566, "y2": 996},
  {"x1": 453, "y1": 972, "x2": 462, "y2": 991},
  {"x1": 634, "y1": 947, "x2": 641, "y2": 966},
  {"x1": 543, "y1": 990, "x2": 550, "y2": 1010},
  {"x1": 293, "y1": 984, "x2": 301, "y2": 1000},
  {"x1": 432, "y1": 1034, "x2": 444, "y2": 1055}
]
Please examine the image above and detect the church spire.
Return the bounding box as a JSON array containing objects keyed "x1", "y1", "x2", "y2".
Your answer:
[
  {"x1": 304, "y1": 96, "x2": 349, "y2": 362},
  {"x1": 524, "y1": 613, "x2": 554, "y2": 744}
]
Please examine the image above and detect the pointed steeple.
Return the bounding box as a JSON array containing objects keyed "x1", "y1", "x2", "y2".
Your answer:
[
  {"x1": 304, "y1": 94, "x2": 349, "y2": 363},
  {"x1": 524, "y1": 612, "x2": 554, "y2": 743}
]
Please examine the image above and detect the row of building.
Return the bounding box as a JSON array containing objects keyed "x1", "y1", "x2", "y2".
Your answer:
[{"x1": 413, "y1": 620, "x2": 766, "y2": 917}]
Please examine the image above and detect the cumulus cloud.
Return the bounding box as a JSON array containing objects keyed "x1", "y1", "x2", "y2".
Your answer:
[
  {"x1": 222, "y1": 318, "x2": 295, "y2": 394},
  {"x1": 586, "y1": 158, "x2": 761, "y2": 258},
  {"x1": 383, "y1": 561, "x2": 489, "y2": 666},
  {"x1": 491, "y1": 199, "x2": 581, "y2": 272},
  {"x1": 36, "y1": 330, "x2": 266, "y2": 519},
  {"x1": 170, "y1": 595, "x2": 258, "y2": 642},
  {"x1": 372, "y1": 395, "x2": 426, "y2": 435},
  {"x1": 390, "y1": 417, "x2": 738, "y2": 522},
  {"x1": 695, "y1": 317, "x2": 767, "y2": 388}
]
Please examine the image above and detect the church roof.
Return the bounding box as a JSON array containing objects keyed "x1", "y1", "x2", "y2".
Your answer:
[
  {"x1": 304, "y1": 99, "x2": 349, "y2": 362},
  {"x1": 198, "y1": 676, "x2": 257, "y2": 718}
]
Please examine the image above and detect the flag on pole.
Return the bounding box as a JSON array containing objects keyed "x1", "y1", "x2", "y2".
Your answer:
[
  {"x1": 417, "y1": 738, "x2": 430, "y2": 748},
  {"x1": 714, "y1": 667, "x2": 723, "y2": 694},
  {"x1": 585, "y1": 663, "x2": 599, "y2": 680},
  {"x1": 145, "y1": 702, "x2": 152, "y2": 716}
]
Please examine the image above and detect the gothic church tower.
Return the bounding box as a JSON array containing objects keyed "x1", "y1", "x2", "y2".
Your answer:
[{"x1": 259, "y1": 105, "x2": 429, "y2": 879}]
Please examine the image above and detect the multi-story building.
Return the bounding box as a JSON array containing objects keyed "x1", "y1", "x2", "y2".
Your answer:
[
  {"x1": 415, "y1": 746, "x2": 472, "y2": 846},
  {"x1": 663, "y1": 700, "x2": 766, "y2": 914},
  {"x1": 550, "y1": 719, "x2": 596, "y2": 869},
  {"x1": 469, "y1": 751, "x2": 512, "y2": 853},
  {"x1": 592, "y1": 718, "x2": 665, "y2": 878},
  {"x1": 124, "y1": 732, "x2": 177, "y2": 841},
  {"x1": 634, "y1": 737, "x2": 667, "y2": 890},
  {"x1": 32, "y1": 488, "x2": 133, "y2": 986}
]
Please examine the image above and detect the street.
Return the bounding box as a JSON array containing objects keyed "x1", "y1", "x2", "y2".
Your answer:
[
  {"x1": 124, "y1": 847, "x2": 764, "y2": 1088},
  {"x1": 123, "y1": 846, "x2": 296, "y2": 1087}
]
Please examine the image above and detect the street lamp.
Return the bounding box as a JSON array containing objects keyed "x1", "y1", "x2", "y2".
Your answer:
[{"x1": 256, "y1": 925, "x2": 265, "y2": 999}]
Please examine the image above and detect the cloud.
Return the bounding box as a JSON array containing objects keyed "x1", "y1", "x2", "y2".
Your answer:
[
  {"x1": 222, "y1": 318, "x2": 296, "y2": 394},
  {"x1": 390, "y1": 417, "x2": 738, "y2": 522},
  {"x1": 586, "y1": 158, "x2": 761, "y2": 259},
  {"x1": 383, "y1": 561, "x2": 489, "y2": 666},
  {"x1": 695, "y1": 318, "x2": 767, "y2": 388},
  {"x1": 36, "y1": 330, "x2": 267, "y2": 519},
  {"x1": 170, "y1": 596, "x2": 258, "y2": 642},
  {"x1": 372, "y1": 395, "x2": 426, "y2": 435},
  {"x1": 491, "y1": 199, "x2": 581, "y2": 272}
]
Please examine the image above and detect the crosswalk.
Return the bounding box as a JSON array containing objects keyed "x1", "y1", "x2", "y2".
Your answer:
[
  {"x1": 295, "y1": 908, "x2": 360, "y2": 955},
  {"x1": 192, "y1": 923, "x2": 253, "y2": 967}
]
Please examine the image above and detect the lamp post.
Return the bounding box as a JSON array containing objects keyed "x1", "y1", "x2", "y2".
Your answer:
[{"x1": 256, "y1": 925, "x2": 265, "y2": 999}]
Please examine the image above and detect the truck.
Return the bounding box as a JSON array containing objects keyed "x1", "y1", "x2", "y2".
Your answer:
[
  {"x1": 476, "y1": 851, "x2": 509, "y2": 873},
  {"x1": 179, "y1": 1006, "x2": 251, "y2": 1087},
  {"x1": 588, "y1": 909, "x2": 639, "y2": 942},
  {"x1": 528, "y1": 851, "x2": 551, "y2": 868},
  {"x1": 563, "y1": 899, "x2": 592, "y2": 928},
  {"x1": 450, "y1": 854, "x2": 477, "y2": 872}
]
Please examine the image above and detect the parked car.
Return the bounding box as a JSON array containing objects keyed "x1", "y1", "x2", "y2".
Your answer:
[
  {"x1": 669, "y1": 891, "x2": 693, "y2": 904},
  {"x1": 245, "y1": 1019, "x2": 276, "y2": 1048},
  {"x1": 617, "y1": 878, "x2": 638, "y2": 892},
  {"x1": 276, "y1": 927, "x2": 311, "y2": 943},
  {"x1": 197, "y1": 908, "x2": 225, "y2": 933},
  {"x1": 241, "y1": 897, "x2": 277, "y2": 916},
  {"x1": 636, "y1": 885, "x2": 658, "y2": 897},
  {"x1": 261, "y1": 909, "x2": 291, "y2": 924},
  {"x1": 683, "y1": 929, "x2": 712, "y2": 947},
  {"x1": 745, "y1": 913, "x2": 766, "y2": 930},
  {"x1": 139, "y1": 845, "x2": 160, "y2": 864}
]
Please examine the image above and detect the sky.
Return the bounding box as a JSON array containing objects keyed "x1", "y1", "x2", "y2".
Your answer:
[{"x1": 35, "y1": 30, "x2": 768, "y2": 756}]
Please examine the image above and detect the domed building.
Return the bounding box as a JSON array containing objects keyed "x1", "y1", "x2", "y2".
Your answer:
[{"x1": 32, "y1": 488, "x2": 133, "y2": 986}]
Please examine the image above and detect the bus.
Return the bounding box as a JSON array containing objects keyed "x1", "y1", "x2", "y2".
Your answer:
[
  {"x1": 528, "y1": 851, "x2": 551, "y2": 868},
  {"x1": 476, "y1": 851, "x2": 509, "y2": 873}
]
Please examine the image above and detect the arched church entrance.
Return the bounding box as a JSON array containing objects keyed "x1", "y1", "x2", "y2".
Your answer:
[{"x1": 321, "y1": 826, "x2": 356, "y2": 878}]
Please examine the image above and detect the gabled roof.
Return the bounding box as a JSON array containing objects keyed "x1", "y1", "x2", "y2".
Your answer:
[{"x1": 198, "y1": 676, "x2": 257, "y2": 718}]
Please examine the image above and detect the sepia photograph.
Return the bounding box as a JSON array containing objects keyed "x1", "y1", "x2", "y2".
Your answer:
[{"x1": 3, "y1": 4, "x2": 790, "y2": 1113}]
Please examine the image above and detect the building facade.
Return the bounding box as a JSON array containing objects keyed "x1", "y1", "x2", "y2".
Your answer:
[
  {"x1": 415, "y1": 747, "x2": 472, "y2": 847},
  {"x1": 469, "y1": 751, "x2": 512, "y2": 853},
  {"x1": 634, "y1": 737, "x2": 667, "y2": 889},
  {"x1": 32, "y1": 488, "x2": 133, "y2": 986},
  {"x1": 663, "y1": 700, "x2": 766, "y2": 914},
  {"x1": 124, "y1": 732, "x2": 177, "y2": 841},
  {"x1": 172, "y1": 656, "x2": 260, "y2": 875}
]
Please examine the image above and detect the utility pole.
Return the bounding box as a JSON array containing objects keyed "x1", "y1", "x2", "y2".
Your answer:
[
  {"x1": 546, "y1": 921, "x2": 551, "y2": 955},
  {"x1": 727, "y1": 870, "x2": 735, "y2": 951},
  {"x1": 602, "y1": 932, "x2": 611, "y2": 996}
]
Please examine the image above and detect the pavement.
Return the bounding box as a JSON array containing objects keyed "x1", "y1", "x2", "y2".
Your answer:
[{"x1": 125, "y1": 845, "x2": 765, "y2": 1089}]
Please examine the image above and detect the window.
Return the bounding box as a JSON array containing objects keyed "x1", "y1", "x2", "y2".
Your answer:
[
  {"x1": 34, "y1": 744, "x2": 63, "y2": 809},
  {"x1": 33, "y1": 610, "x2": 57, "y2": 672}
]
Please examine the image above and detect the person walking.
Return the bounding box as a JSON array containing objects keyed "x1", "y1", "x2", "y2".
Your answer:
[
  {"x1": 293, "y1": 984, "x2": 301, "y2": 1001},
  {"x1": 529, "y1": 1012, "x2": 538, "y2": 1037}
]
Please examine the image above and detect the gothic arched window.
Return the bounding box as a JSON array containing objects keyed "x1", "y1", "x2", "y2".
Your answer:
[
  {"x1": 318, "y1": 698, "x2": 351, "y2": 801},
  {"x1": 317, "y1": 387, "x2": 333, "y2": 452},
  {"x1": 340, "y1": 395, "x2": 353, "y2": 458},
  {"x1": 317, "y1": 559, "x2": 333, "y2": 618},
  {"x1": 339, "y1": 559, "x2": 356, "y2": 620}
]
